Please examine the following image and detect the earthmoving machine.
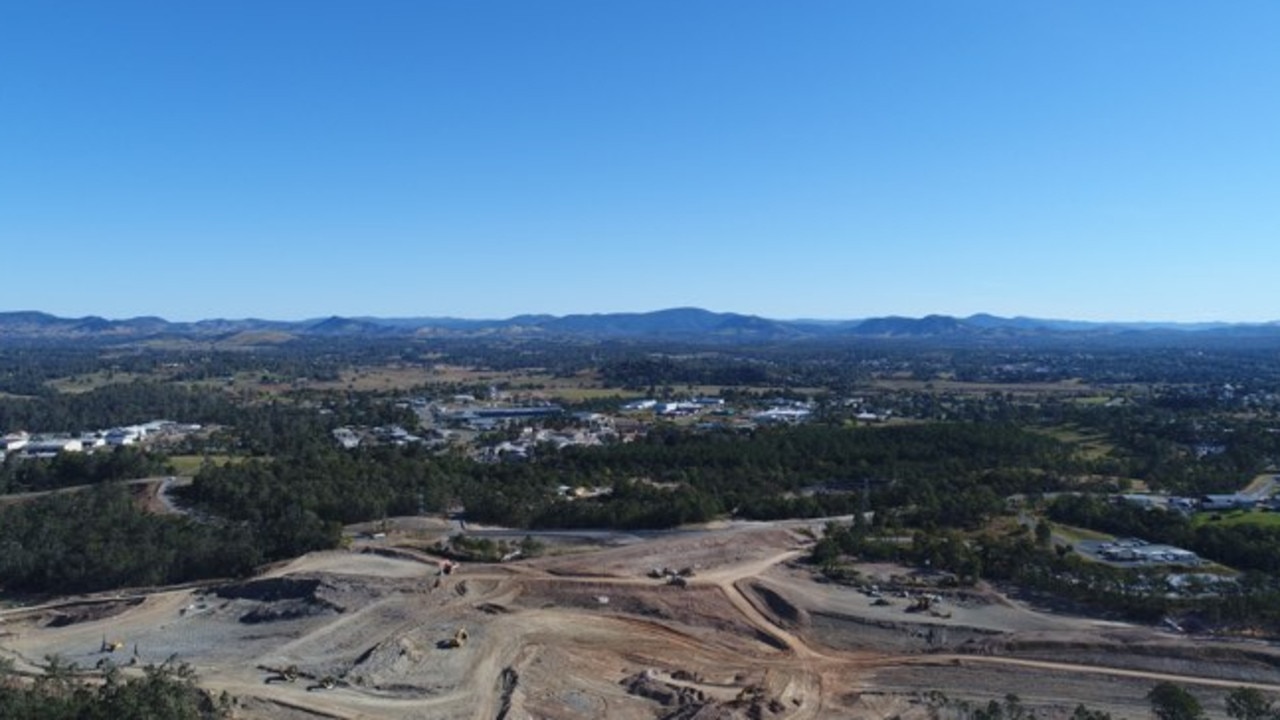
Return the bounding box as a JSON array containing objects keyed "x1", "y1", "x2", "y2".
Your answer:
[
  {"x1": 735, "y1": 684, "x2": 766, "y2": 703},
  {"x1": 306, "y1": 675, "x2": 338, "y2": 691},
  {"x1": 263, "y1": 664, "x2": 301, "y2": 684},
  {"x1": 438, "y1": 559, "x2": 459, "y2": 576},
  {"x1": 100, "y1": 635, "x2": 124, "y2": 653},
  {"x1": 907, "y1": 594, "x2": 941, "y2": 613},
  {"x1": 445, "y1": 628, "x2": 468, "y2": 648}
]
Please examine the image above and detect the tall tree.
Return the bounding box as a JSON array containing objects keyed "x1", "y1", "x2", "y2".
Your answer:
[
  {"x1": 1147, "y1": 682, "x2": 1206, "y2": 720},
  {"x1": 1226, "y1": 687, "x2": 1276, "y2": 720}
]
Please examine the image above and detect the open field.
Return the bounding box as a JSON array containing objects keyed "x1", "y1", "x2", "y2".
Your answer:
[
  {"x1": 1194, "y1": 509, "x2": 1280, "y2": 529},
  {"x1": 1050, "y1": 522, "x2": 1115, "y2": 543},
  {"x1": 45, "y1": 370, "x2": 150, "y2": 394},
  {"x1": 3, "y1": 521, "x2": 1279, "y2": 718},
  {"x1": 1032, "y1": 424, "x2": 1117, "y2": 460},
  {"x1": 168, "y1": 454, "x2": 239, "y2": 476},
  {"x1": 207, "y1": 364, "x2": 646, "y2": 401},
  {"x1": 425, "y1": 366, "x2": 646, "y2": 402},
  {"x1": 867, "y1": 377, "x2": 1099, "y2": 397}
]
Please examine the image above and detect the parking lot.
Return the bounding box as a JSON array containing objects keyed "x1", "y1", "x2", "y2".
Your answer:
[{"x1": 1074, "y1": 538, "x2": 1203, "y2": 566}]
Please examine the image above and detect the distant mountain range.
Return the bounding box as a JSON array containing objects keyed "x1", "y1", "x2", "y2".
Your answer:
[{"x1": 1, "y1": 308, "x2": 1278, "y2": 345}]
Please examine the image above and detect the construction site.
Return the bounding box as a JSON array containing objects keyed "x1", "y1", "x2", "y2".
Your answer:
[{"x1": 4, "y1": 518, "x2": 1280, "y2": 719}]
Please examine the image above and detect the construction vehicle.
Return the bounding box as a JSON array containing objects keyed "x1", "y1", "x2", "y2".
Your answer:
[
  {"x1": 907, "y1": 594, "x2": 942, "y2": 613},
  {"x1": 906, "y1": 595, "x2": 932, "y2": 613},
  {"x1": 263, "y1": 664, "x2": 301, "y2": 684},
  {"x1": 438, "y1": 559, "x2": 459, "y2": 576},
  {"x1": 735, "y1": 684, "x2": 766, "y2": 703},
  {"x1": 100, "y1": 635, "x2": 124, "y2": 653},
  {"x1": 306, "y1": 675, "x2": 337, "y2": 691},
  {"x1": 444, "y1": 628, "x2": 468, "y2": 648}
]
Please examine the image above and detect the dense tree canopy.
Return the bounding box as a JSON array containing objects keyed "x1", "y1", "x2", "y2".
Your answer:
[
  {"x1": 0, "y1": 659, "x2": 229, "y2": 720},
  {"x1": 0, "y1": 483, "x2": 259, "y2": 595}
]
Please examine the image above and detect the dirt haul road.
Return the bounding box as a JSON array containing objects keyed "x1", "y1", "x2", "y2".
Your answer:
[{"x1": 5, "y1": 523, "x2": 1280, "y2": 719}]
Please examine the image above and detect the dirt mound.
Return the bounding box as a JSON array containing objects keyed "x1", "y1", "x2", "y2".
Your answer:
[
  {"x1": 495, "y1": 667, "x2": 519, "y2": 720},
  {"x1": 358, "y1": 546, "x2": 437, "y2": 566},
  {"x1": 44, "y1": 598, "x2": 144, "y2": 627},
  {"x1": 214, "y1": 577, "x2": 345, "y2": 624},
  {"x1": 216, "y1": 578, "x2": 324, "y2": 602},
  {"x1": 622, "y1": 670, "x2": 711, "y2": 709},
  {"x1": 809, "y1": 610, "x2": 1001, "y2": 653},
  {"x1": 342, "y1": 632, "x2": 448, "y2": 693},
  {"x1": 742, "y1": 582, "x2": 808, "y2": 630},
  {"x1": 514, "y1": 581, "x2": 770, "y2": 649},
  {"x1": 989, "y1": 635, "x2": 1280, "y2": 683},
  {"x1": 239, "y1": 600, "x2": 337, "y2": 624},
  {"x1": 620, "y1": 670, "x2": 789, "y2": 720}
]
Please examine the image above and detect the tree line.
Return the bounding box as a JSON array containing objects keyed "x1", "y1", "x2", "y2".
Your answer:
[{"x1": 0, "y1": 446, "x2": 167, "y2": 494}]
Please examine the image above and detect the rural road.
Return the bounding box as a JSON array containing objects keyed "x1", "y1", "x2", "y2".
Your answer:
[{"x1": 0, "y1": 475, "x2": 192, "y2": 504}]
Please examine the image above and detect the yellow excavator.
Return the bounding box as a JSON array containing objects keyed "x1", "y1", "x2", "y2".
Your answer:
[
  {"x1": 100, "y1": 635, "x2": 124, "y2": 653},
  {"x1": 445, "y1": 628, "x2": 468, "y2": 648}
]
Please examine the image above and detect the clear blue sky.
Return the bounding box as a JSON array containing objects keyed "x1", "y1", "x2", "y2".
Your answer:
[{"x1": 3, "y1": 1, "x2": 1278, "y2": 322}]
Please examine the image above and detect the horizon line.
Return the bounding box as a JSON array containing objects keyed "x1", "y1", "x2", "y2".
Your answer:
[{"x1": 2, "y1": 307, "x2": 1277, "y2": 327}]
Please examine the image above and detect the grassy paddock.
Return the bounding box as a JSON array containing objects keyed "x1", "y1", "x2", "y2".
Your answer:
[
  {"x1": 46, "y1": 370, "x2": 149, "y2": 394},
  {"x1": 167, "y1": 454, "x2": 241, "y2": 475},
  {"x1": 1050, "y1": 522, "x2": 1115, "y2": 543},
  {"x1": 1193, "y1": 509, "x2": 1280, "y2": 529},
  {"x1": 1031, "y1": 424, "x2": 1116, "y2": 460},
  {"x1": 868, "y1": 377, "x2": 1096, "y2": 396}
]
